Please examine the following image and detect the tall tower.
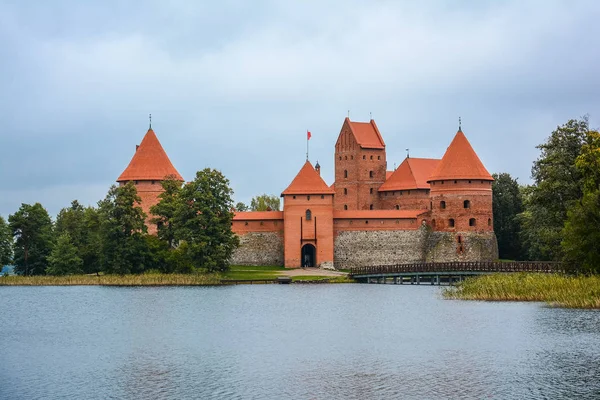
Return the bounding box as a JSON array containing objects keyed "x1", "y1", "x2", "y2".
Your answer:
[
  {"x1": 427, "y1": 128, "x2": 494, "y2": 233},
  {"x1": 334, "y1": 118, "x2": 386, "y2": 211},
  {"x1": 117, "y1": 125, "x2": 184, "y2": 234}
]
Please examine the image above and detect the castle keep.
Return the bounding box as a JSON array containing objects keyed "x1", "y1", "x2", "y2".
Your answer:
[{"x1": 118, "y1": 118, "x2": 498, "y2": 268}]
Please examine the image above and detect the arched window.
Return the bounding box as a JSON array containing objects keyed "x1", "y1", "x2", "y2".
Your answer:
[
  {"x1": 306, "y1": 209, "x2": 312, "y2": 221},
  {"x1": 344, "y1": 188, "x2": 348, "y2": 195},
  {"x1": 369, "y1": 204, "x2": 373, "y2": 210},
  {"x1": 464, "y1": 200, "x2": 471, "y2": 209},
  {"x1": 344, "y1": 205, "x2": 348, "y2": 210},
  {"x1": 395, "y1": 205, "x2": 400, "y2": 210},
  {"x1": 344, "y1": 170, "x2": 348, "y2": 178},
  {"x1": 369, "y1": 171, "x2": 374, "y2": 178},
  {"x1": 448, "y1": 218, "x2": 455, "y2": 227},
  {"x1": 469, "y1": 218, "x2": 476, "y2": 227},
  {"x1": 440, "y1": 201, "x2": 446, "y2": 209}
]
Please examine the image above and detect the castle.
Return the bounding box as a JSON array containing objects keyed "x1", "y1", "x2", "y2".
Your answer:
[{"x1": 118, "y1": 118, "x2": 498, "y2": 269}]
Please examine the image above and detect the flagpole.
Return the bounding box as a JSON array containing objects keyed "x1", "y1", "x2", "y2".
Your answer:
[{"x1": 306, "y1": 130, "x2": 309, "y2": 161}]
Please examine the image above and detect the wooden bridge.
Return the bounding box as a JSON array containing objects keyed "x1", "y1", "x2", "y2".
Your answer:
[{"x1": 349, "y1": 261, "x2": 565, "y2": 285}]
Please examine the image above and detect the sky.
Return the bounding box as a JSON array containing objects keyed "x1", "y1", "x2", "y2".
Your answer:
[{"x1": 1, "y1": 0, "x2": 599, "y2": 218}]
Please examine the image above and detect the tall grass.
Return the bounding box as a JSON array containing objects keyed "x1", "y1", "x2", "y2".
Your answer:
[
  {"x1": 0, "y1": 273, "x2": 221, "y2": 286},
  {"x1": 443, "y1": 273, "x2": 600, "y2": 309}
]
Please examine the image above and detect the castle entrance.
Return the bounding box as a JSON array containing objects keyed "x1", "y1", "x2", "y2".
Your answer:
[{"x1": 301, "y1": 244, "x2": 316, "y2": 268}]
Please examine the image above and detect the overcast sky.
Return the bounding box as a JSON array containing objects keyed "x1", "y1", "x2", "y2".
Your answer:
[{"x1": 1, "y1": 0, "x2": 599, "y2": 218}]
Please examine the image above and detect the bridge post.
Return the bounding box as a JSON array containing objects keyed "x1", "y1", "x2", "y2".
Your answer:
[{"x1": 416, "y1": 274, "x2": 420, "y2": 285}]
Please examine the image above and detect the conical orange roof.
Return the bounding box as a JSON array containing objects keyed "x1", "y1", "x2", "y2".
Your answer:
[
  {"x1": 281, "y1": 161, "x2": 336, "y2": 195},
  {"x1": 117, "y1": 128, "x2": 183, "y2": 182},
  {"x1": 379, "y1": 157, "x2": 440, "y2": 191},
  {"x1": 427, "y1": 130, "x2": 493, "y2": 182}
]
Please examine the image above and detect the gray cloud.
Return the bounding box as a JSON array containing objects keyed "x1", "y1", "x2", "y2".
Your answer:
[{"x1": 1, "y1": 0, "x2": 599, "y2": 217}]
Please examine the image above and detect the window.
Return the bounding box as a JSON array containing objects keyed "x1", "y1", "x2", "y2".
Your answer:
[
  {"x1": 134, "y1": 180, "x2": 139, "y2": 185},
  {"x1": 344, "y1": 188, "x2": 348, "y2": 195},
  {"x1": 306, "y1": 210, "x2": 312, "y2": 221},
  {"x1": 488, "y1": 218, "x2": 492, "y2": 226},
  {"x1": 457, "y1": 235, "x2": 462, "y2": 244},
  {"x1": 245, "y1": 222, "x2": 248, "y2": 226},
  {"x1": 395, "y1": 205, "x2": 400, "y2": 210},
  {"x1": 370, "y1": 188, "x2": 373, "y2": 194},
  {"x1": 370, "y1": 155, "x2": 373, "y2": 160},
  {"x1": 351, "y1": 155, "x2": 354, "y2": 160},
  {"x1": 441, "y1": 181, "x2": 444, "y2": 185},
  {"x1": 454, "y1": 180, "x2": 457, "y2": 184},
  {"x1": 339, "y1": 156, "x2": 342, "y2": 160},
  {"x1": 448, "y1": 218, "x2": 455, "y2": 227},
  {"x1": 365, "y1": 220, "x2": 369, "y2": 224},
  {"x1": 440, "y1": 201, "x2": 446, "y2": 209},
  {"x1": 378, "y1": 156, "x2": 381, "y2": 160},
  {"x1": 307, "y1": 195, "x2": 310, "y2": 200},
  {"x1": 344, "y1": 170, "x2": 348, "y2": 178},
  {"x1": 344, "y1": 205, "x2": 348, "y2": 210},
  {"x1": 321, "y1": 195, "x2": 324, "y2": 199},
  {"x1": 464, "y1": 200, "x2": 471, "y2": 209},
  {"x1": 293, "y1": 195, "x2": 296, "y2": 199},
  {"x1": 468, "y1": 180, "x2": 472, "y2": 184},
  {"x1": 369, "y1": 171, "x2": 373, "y2": 178},
  {"x1": 345, "y1": 156, "x2": 347, "y2": 160},
  {"x1": 260, "y1": 221, "x2": 264, "y2": 226},
  {"x1": 363, "y1": 155, "x2": 366, "y2": 160},
  {"x1": 408, "y1": 190, "x2": 411, "y2": 195},
  {"x1": 152, "y1": 181, "x2": 156, "y2": 185},
  {"x1": 469, "y1": 218, "x2": 476, "y2": 227},
  {"x1": 370, "y1": 204, "x2": 373, "y2": 210}
]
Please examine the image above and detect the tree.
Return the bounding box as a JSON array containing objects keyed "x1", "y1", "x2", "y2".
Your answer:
[
  {"x1": 98, "y1": 183, "x2": 148, "y2": 274},
  {"x1": 235, "y1": 202, "x2": 249, "y2": 212},
  {"x1": 150, "y1": 176, "x2": 183, "y2": 247},
  {"x1": 0, "y1": 216, "x2": 12, "y2": 266},
  {"x1": 250, "y1": 194, "x2": 280, "y2": 211},
  {"x1": 174, "y1": 168, "x2": 239, "y2": 272},
  {"x1": 46, "y1": 233, "x2": 83, "y2": 275},
  {"x1": 492, "y1": 173, "x2": 524, "y2": 260},
  {"x1": 521, "y1": 118, "x2": 588, "y2": 260},
  {"x1": 9, "y1": 203, "x2": 54, "y2": 275}
]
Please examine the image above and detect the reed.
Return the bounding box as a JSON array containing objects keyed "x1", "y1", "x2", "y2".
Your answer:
[
  {"x1": 0, "y1": 273, "x2": 221, "y2": 286},
  {"x1": 443, "y1": 273, "x2": 600, "y2": 309}
]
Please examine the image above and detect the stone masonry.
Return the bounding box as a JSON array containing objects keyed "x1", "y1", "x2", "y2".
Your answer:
[{"x1": 230, "y1": 232, "x2": 284, "y2": 266}]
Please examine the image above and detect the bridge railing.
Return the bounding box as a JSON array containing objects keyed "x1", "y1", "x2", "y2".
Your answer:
[{"x1": 349, "y1": 261, "x2": 565, "y2": 277}]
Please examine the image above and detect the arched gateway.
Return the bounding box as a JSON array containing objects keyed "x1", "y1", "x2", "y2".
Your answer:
[{"x1": 301, "y1": 244, "x2": 316, "y2": 268}]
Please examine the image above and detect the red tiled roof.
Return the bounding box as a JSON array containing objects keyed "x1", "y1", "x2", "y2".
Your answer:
[
  {"x1": 386, "y1": 171, "x2": 393, "y2": 180},
  {"x1": 347, "y1": 118, "x2": 385, "y2": 149},
  {"x1": 428, "y1": 130, "x2": 493, "y2": 182},
  {"x1": 117, "y1": 128, "x2": 183, "y2": 182},
  {"x1": 233, "y1": 211, "x2": 284, "y2": 220},
  {"x1": 379, "y1": 158, "x2": 440, "y2": 191},
  {"x1": 281, "y1": 161, "x2": 336, "y2": 195},
  {"x1": 333, "y1": 210, "x2": 428, "y2": 219}
]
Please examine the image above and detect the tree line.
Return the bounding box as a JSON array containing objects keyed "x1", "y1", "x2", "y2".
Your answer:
[
  {"x1": 492, "y1": 116, "x2": 600, "y2": 273},
  {"x1": 0, "y1": 169, "x2": 239, "y2": 276}
]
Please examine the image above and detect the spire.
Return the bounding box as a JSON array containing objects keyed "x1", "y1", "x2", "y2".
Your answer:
[
  {"x1": 458, "y1": 116, "x2": 461, "y2": 132},
  {"x1": 149, "y1": 113, "x2": 152, "y2": 129}
]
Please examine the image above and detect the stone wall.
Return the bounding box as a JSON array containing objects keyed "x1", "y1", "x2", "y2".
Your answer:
[
  {"x1": 230, "y1": 232, "x2": 284, "y2": 266},
  {"x1": 334, "y1": 226, "x2": 429, "y2": 269},
  {"x1": 425, "y1": 231, "x2": 498, "y2": 262}
]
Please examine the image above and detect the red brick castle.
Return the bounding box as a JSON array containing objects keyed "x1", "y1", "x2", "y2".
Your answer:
[{"x1": 118, "y1": 118, "x2": 498, "y2": 268}]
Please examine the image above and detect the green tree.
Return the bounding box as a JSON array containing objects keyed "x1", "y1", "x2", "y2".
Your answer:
[
  {"x1": 80, "y1": 206, "x2": 103, "y2": 274},
  {"x1": 9, "y1": 203, "x2": 54, "y2": 275},
  {"x1": 521, "y1": 118, "x2": 588, "y2": 260},
  {"x1": 250, "y1": 194, "x2": 280, "y2": 211},
  {"x1": 492, "y1": 173, "x2": 524, "y2": 260},
  {"x1": 150, "y1": 176, "x2": 183, "y2": 247},
  {"x1": 235, "y1": 202, "x2": 249, "y2": 212},
  {"x1": 174, "y1": 168, "x2": 239, "y2": 272},
  {"x1": 98, "y1": 183, "x2": 148, "y2": 274},
  {"x1": 0, "y1": 216, "x2": 13, "y2": 266},
  {"x1": 46, "y1": 233, "x2": 83, "y2": 275}
]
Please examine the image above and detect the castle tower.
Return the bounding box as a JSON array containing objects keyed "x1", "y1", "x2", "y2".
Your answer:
[
  {"x1": 427, "y1": 128, "x2": 494, "y2": 233},
  {"x1": 334, "y1": 118, "x2": 386, "y2": 211},
  {"x1": 281, "y1": 161, "x2": 335, "y2": 268},
  {"x1": 117, "y1": 125, "x2": 183, "y2": 234}
]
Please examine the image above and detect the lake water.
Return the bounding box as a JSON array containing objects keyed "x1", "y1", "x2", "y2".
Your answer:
[{"x1": 1, "y1": 284, "x2": 599, "y2": 399}]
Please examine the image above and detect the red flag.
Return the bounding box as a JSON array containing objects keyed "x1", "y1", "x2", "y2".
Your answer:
[{"x1": 307, "y1": 130, "x2": 312, "y2": 140}]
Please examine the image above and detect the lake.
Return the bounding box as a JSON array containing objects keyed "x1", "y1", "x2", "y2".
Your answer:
[{"x1": 1, "y1": 284, "x2": 599, "y2": 399}]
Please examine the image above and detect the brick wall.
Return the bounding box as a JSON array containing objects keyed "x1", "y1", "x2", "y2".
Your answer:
[
  {"x1": 378, "y1": 189, "x2": 431, "y2": 211},
  {"x1": 121, "y1": 180, "x2": 164, "y2": 235}
]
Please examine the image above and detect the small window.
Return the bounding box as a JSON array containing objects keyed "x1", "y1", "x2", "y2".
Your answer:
[
  {"x1": 260, "y1": 221, "x2": 264, "y2": 226},
  {"x1": 351, "y1": 155, "x2": 354, "y2": 160},
  {"x1": 344, "y1": 188, "x2": 348, "y2": 195},
  {"x1": 464, "y1": 200, "x2": 471, "y2": 209},
  {"x1": 339, "y1": 156, "x2": 342, "y2": 160},
  {"x1": 400, "y1": 191, "x2": 403, "y2": 196},
  {"x1": 395, "y1": 205, "x2": 399, "y2": 210},
  {"x1": 370, "y1": 188, "x2": 373, "y2": 194},
  {"x1": 468, "y1": 180, "x2": 472, "y2": 184},
  {"x1": 293, "y1": 195, "x2": 296, "y2": 199},
  {"x1": 408, "y1": 190, "x2": 411, "y2": 195},
  {"x1": 449, "y1": 218, "x2": 455, "y2": 227},
  {"x1": 469, "y1": 218, "x2": 476, "y2": 227},
  {"x1": 363, "y1": 155, "x2": 366, "y2": 160},
  {"x1": 369, "y1": 204, "x2": 373, "y2": 210},
  {"x1": 488, "y1": 218, "x2": 492, "y2": 226},
  {"x1": 306, "y1": 210, "x2": 312, "y2": 221},
  {"x1": 245, "y1": 222, "x2": 248, "y2": 226},
  {"x1": 365, "y1": 220, "x2": 369, "y2": 224},
  {"x1": 457, "y1": 235, "x2": 462, "y2": 244},
  {"x1": 441, "y1": 181, "x2": 444, "y2": 185},
  {"x1": 378, "y1": 156, "x2": 381, "y2": 160},
  {"x1": 344, "y1": 170, "x2": 348, "y2": 178},
  {"x1": 134, "y1": 180, "x2": 139, "y2": 185},
  {"x1": 369, "y1": 171, "x2": 373, "y2": 178},
  {"x1": 344, "y1": 205, "x2": 348, "y2": 210},
  {"x1": 307, "y1": 195, "x2": 310, "y2": 200},
  {"x1": 345, "y1": 156, "x2": 348, "y2": 160},
  {"x1": 321, "y1": 195, "x2": 324, "y2": 199},
  {"x1": 440, "y1": 201, "x2": 446, "y2": 209},
  {"x1": 370, "y1": 155, "x2": 373, "y2": 160},
  {"x1": 152, "y1": 181, "x2": 156, "y2": 185},
  {"x1": 454, "y1": 180, "x2": 457, "y2": 184}
]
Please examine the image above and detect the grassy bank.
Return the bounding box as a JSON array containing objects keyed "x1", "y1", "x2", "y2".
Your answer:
[
  {"x1": 443, "y1": 273, "x2": 600, "y2": 309},
  {"x1": 0, "y1": 273, "x2": 222, "y2": 286},
  {"x1": 220, "y1": 265, "x2": 285, "y2": 280}
]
